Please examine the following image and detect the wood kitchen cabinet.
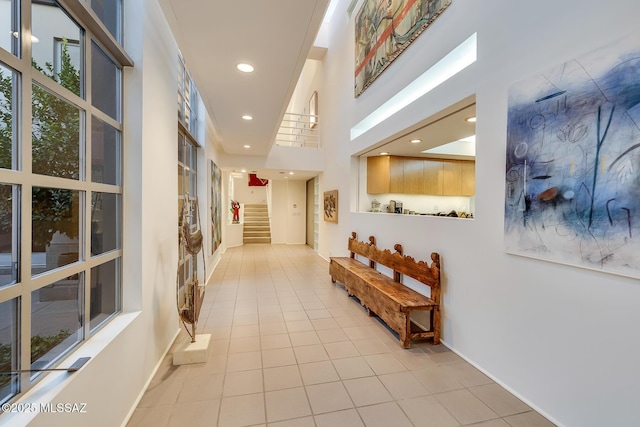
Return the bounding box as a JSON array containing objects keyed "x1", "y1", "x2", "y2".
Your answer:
[
  {"x1": 367, "y1": 156, "x2": 404, "y2": 194},
  {"x1": 403, "y1": 158, "x2": 425, "y2": 194},
  {"x1": 423, "y1": 159, "x2": 443, "y2": 195},
  {"x1": 442, "y1": 160, "x2": 476, "y2": 196},
  {"x1": 367, "y1": 156, "x2": 475, "y2": 196},
  {"x1": 443, "y1": 160, "x2": 462, "y2": 195},
  {"x1": 461, "y1": 161, "x2": 475, "y2": 196}
]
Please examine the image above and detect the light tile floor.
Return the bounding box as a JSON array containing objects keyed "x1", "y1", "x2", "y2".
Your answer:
[{"x1": 128, "y1": 244, "x2": 555, "y2": 427}]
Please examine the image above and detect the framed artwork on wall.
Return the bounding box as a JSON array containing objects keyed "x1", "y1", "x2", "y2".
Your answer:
[
  {"x1": 210, "y1": 160, "x2": 222, "y2": 254},
  {"x1": 354, "y1": 0, "x2": 452, "y2": 98},
  {"x1": 324, "y1": 190, "x2": 338, "y2": 223},
  {"x1": 504, "y1": 36, "x2": 640, "y2": 278}
]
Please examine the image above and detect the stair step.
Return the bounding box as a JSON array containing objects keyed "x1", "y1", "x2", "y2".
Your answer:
[
  {"x1": 244, "y1": 236, "x2": 271, "y2": 244},
  {"x1": 242, "y1": 204, "x2": 271, "y2": 244}
]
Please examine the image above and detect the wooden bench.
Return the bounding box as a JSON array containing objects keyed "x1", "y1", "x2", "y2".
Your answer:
[{"x1": 329, "y1": 232, "x2": 441, "y2": 348}]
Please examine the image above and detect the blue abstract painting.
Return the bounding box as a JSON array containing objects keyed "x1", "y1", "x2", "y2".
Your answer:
[{"x1": 504, "y1": 37, "x2": 640, "y2": 278}]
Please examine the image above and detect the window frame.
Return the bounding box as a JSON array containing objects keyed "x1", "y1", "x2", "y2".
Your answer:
[{"x1": 0, "y1": 0, "x2": 126, "y2": 404}]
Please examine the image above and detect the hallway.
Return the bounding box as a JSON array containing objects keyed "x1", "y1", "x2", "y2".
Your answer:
[{"x1": 128, "y1": 244, "x2": 552, "y2": 427}]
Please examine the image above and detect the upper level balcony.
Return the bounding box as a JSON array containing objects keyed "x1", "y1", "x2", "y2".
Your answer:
[{"x1": 275, "y1": 112, "x2": 319, "y2": 148}]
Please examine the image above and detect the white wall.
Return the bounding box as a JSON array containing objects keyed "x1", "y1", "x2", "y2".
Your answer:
[
  {"x1": 270, "y1": 180, "x2": 307, "y2": 244},
  {"x1": 270, "y1": 180, "x2": 288, "y2": 243},
  {"x1": 219, "y1": 145, "x2": 324, "y2": 173},
  {"x1": 318, "y1": 1, "x2": 640, "y2": 426},
  {"x1": 233, "y1": 175, "x2": 268, "y2": 204},
  {"x1": 287, "y1": 59, "x2": 322, "y2": 117}
]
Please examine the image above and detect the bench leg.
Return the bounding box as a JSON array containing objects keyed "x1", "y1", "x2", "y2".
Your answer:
[
  {"x1": 432, "y1": 308, "x2": 441, "y2": 345},
  {"x1": 331, "y1": 276, "x2": 336, "y2": 283},
  {"x1": 401, "y1": 314, "x2": 411, "y2": 348}
]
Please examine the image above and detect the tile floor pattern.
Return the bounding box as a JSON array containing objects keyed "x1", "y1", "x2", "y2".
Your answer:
[{"x1": 128, "y1": 244, "x2": 555, "y2": 427}]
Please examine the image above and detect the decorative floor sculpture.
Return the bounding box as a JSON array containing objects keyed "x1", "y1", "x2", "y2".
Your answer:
[{"x1": 174, "y1": 193, "x2": 210, "y2": 365}]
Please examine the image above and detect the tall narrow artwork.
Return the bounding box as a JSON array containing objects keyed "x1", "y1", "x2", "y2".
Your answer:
[
  {"x1": 354, "y1": 0, "x2": 451, "y2": 98},
  {"x1": 504, "y1": 37, "x2": 640, "y2": 278},
  {"x1": 210, "y1": 160, "x2": 222, "y2": 255}
]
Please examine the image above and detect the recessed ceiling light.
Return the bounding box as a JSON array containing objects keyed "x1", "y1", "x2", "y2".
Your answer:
[
  {"x1": 380, "y1": 152, "x2": 389, "y2": 155},
  {"x1": 241, "y1": 169, "x2": 247, "y2": 173},
  {"x1": 410, "y1": 139, "x2": 422, "y2": 143},
  {"x1": 243, "y1": 145, "x2": 251, "y2": 149},
  {"x1": 289, "y1": 172, "x2": 294, "y2": 175},
  {"x1": 242, "y1": 115, "x2": 253, "y2": 120},
  {"x1": 465, "y1": 116, "x2": 476, "y2": 123},
  {"x1": 237, "y1": 63, "x2": 254, "y2": 73}
]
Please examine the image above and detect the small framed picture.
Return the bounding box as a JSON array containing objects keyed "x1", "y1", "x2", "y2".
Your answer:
[{"x1": 323, "y1": 190, "x2": 338, "y2": 223}]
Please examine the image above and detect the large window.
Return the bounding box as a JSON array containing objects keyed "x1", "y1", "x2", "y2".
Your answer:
[
  {"x1": 178, "y1": 55, "x2": 198, "y2": 134},
  {"x1": 0, "y1": 0, "x2": 125, "y2": 404}
]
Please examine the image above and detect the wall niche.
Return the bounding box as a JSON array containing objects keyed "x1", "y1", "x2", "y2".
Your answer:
[{"x1": 359, "y1": 97, "x2": 476, "y2": 218}]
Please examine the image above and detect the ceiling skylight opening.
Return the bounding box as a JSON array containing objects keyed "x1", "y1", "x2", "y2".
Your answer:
[
  {"x1": 350, "y1": 33, "x2": 477, "y2": 141},
  {"x1": 324, "y1": 0, "x2": 340, "y2": 22},
  {"x1": 237, "y1": 63, "x2": 254, "y2": 73},
  {"x1": 422, "y1": 135, "x2": 476, "y2": 156}
]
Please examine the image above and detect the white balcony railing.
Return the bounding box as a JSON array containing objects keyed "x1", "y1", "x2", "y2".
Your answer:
[{"x1": 275, "y1": 112, "x2": 319, "y2": 148}]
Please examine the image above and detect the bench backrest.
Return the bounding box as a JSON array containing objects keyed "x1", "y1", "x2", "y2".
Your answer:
[{"x1": 347, "y1": 232, "x2": 441, "y2": 303}]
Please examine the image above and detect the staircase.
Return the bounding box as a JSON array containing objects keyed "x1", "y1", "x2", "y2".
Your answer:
[{"x1": 243, "y1": 204, "x2": 271, "y2": 244}]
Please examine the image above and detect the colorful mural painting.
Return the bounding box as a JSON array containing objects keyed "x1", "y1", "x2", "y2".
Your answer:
[
  {"x1": 504, "y1": 37, "x2": 640, "y2": 278},
  {"x1": 354, "y1": 0, "x2": 451, "y2": 97}
]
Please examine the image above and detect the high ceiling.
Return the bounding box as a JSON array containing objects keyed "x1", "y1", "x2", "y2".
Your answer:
[
  {"x1": 156, "y1": 1, "x2": 474, "y2": 183},
  {"x1": 157, "y1": 0, "x2": 331, "y2": 157}
]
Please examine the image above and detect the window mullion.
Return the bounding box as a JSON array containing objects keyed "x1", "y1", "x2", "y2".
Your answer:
[
  {"x1": 18, "y1": 59, "x2": 31, "y2": 384},
  {"x1": 0, "y1": 49, "x2": 23, "y2": 76},
  {"x1": 19, "y1": 290, "x2": 31, "y2": 391},
  {"x1": 19, "y1": 0, "x2": 33, "y2": 390},
  {"x1": 30, "y1": 71, "x2": 90, "y2": 114},
  {"x1": 91, "y1": 108, "x2": 120, "y2": 131}
]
